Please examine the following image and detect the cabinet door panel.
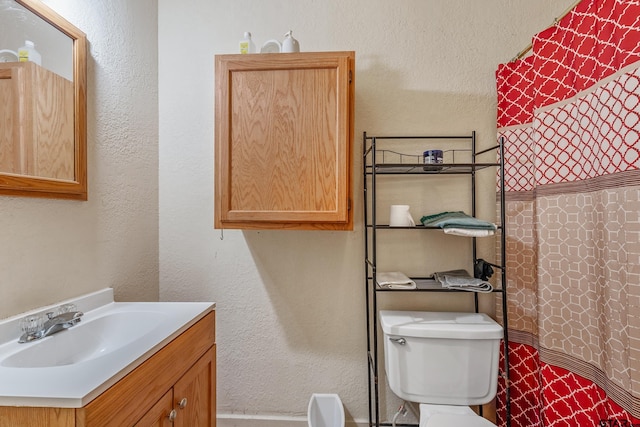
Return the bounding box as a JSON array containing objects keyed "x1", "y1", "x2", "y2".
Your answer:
[
  {"x1": 0, "y1": 68, "x2": 20, "y2": 175},
  {"x1": 0, "y1": 62, "x2": 74, "y2": 180},
  {"x1": 174, "y1": 347, "x2": 215, "y2": 427},
  {"x1": 215, "y1": 52, "x2": 354, "y2": 230},
  {"x1": 133, "y1": 391, "x2": 173, "y2": 427}
]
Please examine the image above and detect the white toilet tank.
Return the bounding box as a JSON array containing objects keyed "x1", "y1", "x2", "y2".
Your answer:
[{"x1": 380, "y1": 310, "x2": 503, "y2": 406}]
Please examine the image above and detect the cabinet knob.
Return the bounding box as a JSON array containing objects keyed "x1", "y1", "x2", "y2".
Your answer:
[
  {"x1": 178, "y1": 397, "x2": 188, "y2": 409},
  {"x1": 168, "y1": 409, "x2": 177, "y2": 422}
]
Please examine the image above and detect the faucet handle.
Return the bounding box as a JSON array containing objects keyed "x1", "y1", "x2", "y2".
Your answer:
[
  {"x1": 19, "y1": 314, "x2": 44, "y2": 335},
  {"x1": 56, "y1": 303, "x2": 78, "y2": 315}
]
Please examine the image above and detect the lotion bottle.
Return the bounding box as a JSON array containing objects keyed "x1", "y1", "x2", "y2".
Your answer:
[
  {"x1": 239, "y1": 32, "x2": 256, "y2": 54},
  {"x1": 18, "y1": 40, "x2": 41, "y2": 65}
]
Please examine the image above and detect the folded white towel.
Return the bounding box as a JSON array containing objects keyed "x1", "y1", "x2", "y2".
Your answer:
[
  {"x1": 443, "y1": 228, "x2": 495, "y2": 237},
  {"x1": 376, "y1": 272, "x2": 417, "y2": 290}
]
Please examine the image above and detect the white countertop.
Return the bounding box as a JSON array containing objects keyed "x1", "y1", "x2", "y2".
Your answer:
[{"x1": 0, "y1": 289, "x2": 215, "y2": 408}]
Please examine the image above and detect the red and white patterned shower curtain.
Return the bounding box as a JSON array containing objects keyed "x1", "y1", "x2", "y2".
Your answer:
[{"x1": 495, "y1": 1, "x2": 640, "y2": 426}]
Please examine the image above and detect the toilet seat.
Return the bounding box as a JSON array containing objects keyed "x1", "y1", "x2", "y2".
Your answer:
[{"x1": 424, "y1": 414, "x2": 496, "y2": 427}]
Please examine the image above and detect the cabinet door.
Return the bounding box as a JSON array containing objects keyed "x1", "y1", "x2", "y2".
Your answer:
[
  {"x1": 0, "y1": 66, "x2": 23, "y2": 175},
  {"x1": 133, "y1": 391, "x2": 173, "y2": 427},
  {"x1": 173, "y1": 346, "x2": 216, "y2": 427},
  {"x1": 0, "y1": 62, "x2": 74, "y2": 180},
  {"x1": 215, "y1": 51, "x2": 354, "y2": 230},
  {"x1": 29, "y1": 62, "x2": 75, "y2": 180}
]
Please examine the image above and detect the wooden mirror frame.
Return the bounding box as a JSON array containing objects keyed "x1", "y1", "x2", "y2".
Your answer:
[{"x1": 0, "y1": 0, "x2": 87, "y2": 200}]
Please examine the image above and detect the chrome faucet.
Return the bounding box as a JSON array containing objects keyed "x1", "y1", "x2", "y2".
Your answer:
[{"x1": 18, "y1": 306, "x2": 84, "y2": 343}]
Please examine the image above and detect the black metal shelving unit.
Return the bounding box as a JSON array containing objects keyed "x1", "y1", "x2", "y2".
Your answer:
[{"x1": 363, "y1": 131, "x2": 511, "y2": 427}]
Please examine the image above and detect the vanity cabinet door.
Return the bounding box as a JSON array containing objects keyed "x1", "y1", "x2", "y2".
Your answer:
[
  {"x1": 215, "y1": 51, "x2": 355, "y2": 230},
  {"x1": 173, "y1": 347, "x2": 216, "y2": 427},
  {"x1": 133, "y1": 391, "x2": 173, "y2": 427},
  {"x1": 135, "y1": 346, "x2": 216, "y2": 427}
]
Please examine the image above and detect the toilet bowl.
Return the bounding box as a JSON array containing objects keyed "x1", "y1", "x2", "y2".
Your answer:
[
  {"x1": 419, "y1": 404, "x2": 495, "y2": 427},
  {"x1": 379, "y1": 310, "x2": 503, "y2": 427}
]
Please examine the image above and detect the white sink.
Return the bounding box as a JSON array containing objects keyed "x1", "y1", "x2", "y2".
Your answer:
[
  {"x1": 0, "y1": 288, "x2": 215, "y2": 408},
  {"x1": 1, "y1": 310, "x2": 167, "y2": 368}
]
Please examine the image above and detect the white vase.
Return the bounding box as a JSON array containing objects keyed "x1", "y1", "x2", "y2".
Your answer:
[{"x1": 282, "y1": 30, "x2": 300, "y2": 53}]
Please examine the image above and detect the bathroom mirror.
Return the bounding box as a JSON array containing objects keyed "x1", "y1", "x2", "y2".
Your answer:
[{"x1": 0, "y1": 0, "x2": 87, "y2": 200}]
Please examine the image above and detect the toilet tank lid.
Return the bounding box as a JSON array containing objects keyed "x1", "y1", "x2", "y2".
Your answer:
[{"x1": 379, "y1": 310, "x2": 503, "y2": 339}]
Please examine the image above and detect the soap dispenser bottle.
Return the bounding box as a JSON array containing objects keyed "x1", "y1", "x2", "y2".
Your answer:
[
  {"x1": 239, "y1": 32, "x2": 256, "y2": 54},
  {"x1": 281, "y1": 30, "x2": 300, "y2": 53}
]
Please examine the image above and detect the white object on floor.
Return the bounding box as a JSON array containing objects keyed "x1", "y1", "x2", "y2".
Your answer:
[{"x1": 307, "y1": 393, "x2": 345, "y2": 427}]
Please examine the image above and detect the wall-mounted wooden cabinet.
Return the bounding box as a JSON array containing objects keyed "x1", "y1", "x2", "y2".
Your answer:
[
  {"x1": 215, "y1": 51, "x2": 355, "y2": 230},
  {"x1": 0, "y1": 61, "x2": 74, "y2": 180}
]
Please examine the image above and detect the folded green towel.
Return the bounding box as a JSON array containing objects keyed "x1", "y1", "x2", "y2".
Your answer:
[{"x1": 420, "y1": 211, "x2": 496, "y2": 230}]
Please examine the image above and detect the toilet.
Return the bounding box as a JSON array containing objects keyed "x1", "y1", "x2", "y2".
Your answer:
[{"x1": 379, "y1": 310, "x2": 503, "y2": 427}]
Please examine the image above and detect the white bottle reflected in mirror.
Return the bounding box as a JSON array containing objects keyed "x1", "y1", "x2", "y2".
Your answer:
[{"x1": 282, "y1": 30, "x2": 299, "y2": 53}]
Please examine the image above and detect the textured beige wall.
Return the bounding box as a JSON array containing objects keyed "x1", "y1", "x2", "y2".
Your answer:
[
  {"x1": 0, "y1": 0, "x2": 160, "y2": 318},
  {"x1": 158, "y1": 0, "x2": 576, "y2": 425},
  {"x1": 0, "y1": 0, "x2": 578, "y2": 424}
]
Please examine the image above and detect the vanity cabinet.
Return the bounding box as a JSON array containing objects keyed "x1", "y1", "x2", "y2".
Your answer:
[
  {"x1": 214, "y1": 51, "x2": 355, "y2": 230},
  {"x1": 0, "y1": 311, "x2": 216, "y2": 427},
  {"x1": 0, "y1": 61, "x2": 74, "y2": 180}
]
